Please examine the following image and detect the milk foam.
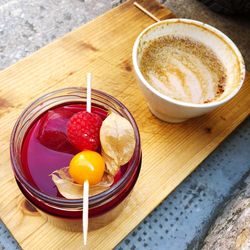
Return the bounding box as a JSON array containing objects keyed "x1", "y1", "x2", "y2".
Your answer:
[{"x1": 140, "y1": 36, "x2": 227, "y2": 104}]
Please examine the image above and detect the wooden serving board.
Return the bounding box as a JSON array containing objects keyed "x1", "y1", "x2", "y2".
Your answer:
[{"x1": 0, "y1": 0, "x2": 249, "y2": 249}]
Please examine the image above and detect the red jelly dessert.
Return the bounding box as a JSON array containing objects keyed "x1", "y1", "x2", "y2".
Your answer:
[
  {"x1": 10, "y1": 88, "x2": 141, "y2": 231},
  {"x1": 21, "y1": 104, "x2": 109, "y2": 197}
]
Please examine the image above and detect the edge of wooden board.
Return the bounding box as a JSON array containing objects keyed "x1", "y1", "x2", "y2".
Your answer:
[{"x1": 0, "y1": 0, "x2": 174, "y2": 76}]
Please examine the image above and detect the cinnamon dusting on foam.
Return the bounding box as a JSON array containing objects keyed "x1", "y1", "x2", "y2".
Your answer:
[{"x1": 140, "y1": 36, "x2": 227, "y2": 104}]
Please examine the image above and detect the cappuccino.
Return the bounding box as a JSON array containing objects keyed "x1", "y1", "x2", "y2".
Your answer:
[{"x1": 140, "y1": 36, "x2": 227, "y2": 104}]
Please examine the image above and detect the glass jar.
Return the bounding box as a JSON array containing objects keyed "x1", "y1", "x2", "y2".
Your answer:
[{"x1": 10, "y1": 87, "x2": 142, "y2": 231}]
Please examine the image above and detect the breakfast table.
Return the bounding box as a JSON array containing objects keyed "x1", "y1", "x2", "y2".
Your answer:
[{"x1": 0, "y1": 1, "x2": 249, "y2": 249}]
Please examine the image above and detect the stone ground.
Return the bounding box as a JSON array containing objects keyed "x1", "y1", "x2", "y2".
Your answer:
[{"x1": 0, "y1": 1, "x2": 249, "y2": 250}]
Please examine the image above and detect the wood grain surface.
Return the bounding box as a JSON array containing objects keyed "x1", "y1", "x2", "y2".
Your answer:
[{"x1": 0, "y1": 0, "x2": 249, "y2": 249}]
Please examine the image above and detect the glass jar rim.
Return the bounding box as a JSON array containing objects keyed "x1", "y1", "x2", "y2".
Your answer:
[{"x1": 10, "y1": 87, "x2": 141, "y2": 208}]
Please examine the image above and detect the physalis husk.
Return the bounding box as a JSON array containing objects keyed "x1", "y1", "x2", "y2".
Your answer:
[
  {"x1": 50, "y1": 167, "x2": 113, "y2": 199},
  {"x1": 100, "y1": 112, "x2": 135, "y2": 176}
]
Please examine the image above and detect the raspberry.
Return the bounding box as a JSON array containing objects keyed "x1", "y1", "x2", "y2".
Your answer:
[{"x1": 67, "y1": 111, "x2": 102, "y2": 151}]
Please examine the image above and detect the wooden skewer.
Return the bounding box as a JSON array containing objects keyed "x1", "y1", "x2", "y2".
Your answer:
[
  {"x1": 83, "y1": 180, "x2": 89, "y2": 246},
  {"x1": 133, "y1": 2, "x2": 160, "y2": 22},
  {"x1": 83, "y1": 72, "x2": 92, "y2": 246},
  {"x1": 86, "y1": 73, "x2": 92, "y2": 113}
]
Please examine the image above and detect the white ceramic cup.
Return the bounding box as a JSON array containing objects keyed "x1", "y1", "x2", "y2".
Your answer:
[{"x1": 132, "y1": 19, "x2": 245, "y2": 123}]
